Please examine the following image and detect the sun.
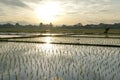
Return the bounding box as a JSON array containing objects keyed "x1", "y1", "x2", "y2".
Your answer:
[{"x1": 34, "y1": 2, "x2": 62, "y2": 23}]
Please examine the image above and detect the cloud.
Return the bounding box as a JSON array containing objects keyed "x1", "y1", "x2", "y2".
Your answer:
[
  {"x1": 0, "y1": 21, "x2": 30, "y2": 25},
  {"x1": 0, "y1": 8, "x2": 7, "y2": 16},
  {"x1": 24, "y1": 0, "x2": 42, "y2": 3},
  {"x1": 66, "y1": 11, "x2": 78, "y2": 15},
  {"x1": 0, "y1": 0, "x2": 29, "y2": 8},
  {"x1": 0, "y1": 0, "x2": 120, "y2": 25},
  {"x1": 63, "y1": 0, "x2": 114, "y2": 15}
]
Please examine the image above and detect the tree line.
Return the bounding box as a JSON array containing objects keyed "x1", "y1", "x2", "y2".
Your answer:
[{"x1": 0, "y1": 22, "x2": 120, "y2": 29}]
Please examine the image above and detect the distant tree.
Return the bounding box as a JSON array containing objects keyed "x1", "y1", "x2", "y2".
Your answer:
[
  {"x1": 3, "y1": 23, "x2": 13, "y2": 27},
  {"x1": 49, "y1": 22, "x2": 53, "y2": 27},
  {"x1": 99, "y1": 23, "x2": 104, "y2": 26},
  {"x1": 113, "y1": 23, "x2": 120, "y2": 29},
  {"x1": 98, "y1": 23, "x2": 108, "y2": 28},
  {"x1": 62, "y1": 24, "x2": 67, "y2": 28},
  {"x1": 15, "y1": 23, "x2": 20, "y2": 27},
  {"x1": 39, "y1": 22, "x2": 43, "y2": 27},
  {"x1": 73, "y1": 23, "x2": 83, "y2": 29},
  {"x1": 77, "y1": 23, "x2": 83, "y2": 27}
]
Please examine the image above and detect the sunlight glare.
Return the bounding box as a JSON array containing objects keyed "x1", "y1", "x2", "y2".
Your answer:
[
  {"x1": 35, "y1": 1, "x2": 62, "y2": 23},
  {"x1": 36, "y1": 37, "x2": 53, "y2": 50},
  {"x1": 45, "y1": 37, "x2": 51, "y2": 43}
]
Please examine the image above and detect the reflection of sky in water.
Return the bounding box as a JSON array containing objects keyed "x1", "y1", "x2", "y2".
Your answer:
[
  {"x1": 11, "y1": 36, "x2": 120, "y2": 46},
  {"x1": 42, "y1": 37, "x2": 53, "y2": 54},
  {"x1": 36, "y1": 44, "x2": 54, "y2": 57},
  {"x1": 1, "y1": 33, "x2": 120, "y2": 46},
  {"x1": 44, "y1": 37, "x2": 52, "y2": 43},
  {"x1": 36, "y1": 37, "x2": 56, "y2": 57}
]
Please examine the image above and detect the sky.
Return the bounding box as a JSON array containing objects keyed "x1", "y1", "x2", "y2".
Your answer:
[{"x1": 0, "y1": 0, "x2": 120, "y2": 25}]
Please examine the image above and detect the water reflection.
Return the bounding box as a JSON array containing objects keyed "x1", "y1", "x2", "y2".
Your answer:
[
  {"x1": 35, "y1": 37, "x2": 53, "y2": 49},
  {"x1": 44, "y1": 37, "x2": 53, "y2": 49},
  {"x1": 45, "y1": 37, "x2": 52, "y2": 43},
  {"x1": 44, "y1": 43, "x2": 53, "y2": 49}
]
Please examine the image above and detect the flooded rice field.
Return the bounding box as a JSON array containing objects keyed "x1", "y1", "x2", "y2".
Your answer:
[{"x1": 0, "y1": 33, "x2": 120, "y2": 80}]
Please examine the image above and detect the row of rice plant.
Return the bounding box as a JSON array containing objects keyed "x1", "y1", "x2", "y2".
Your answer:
[{"x1": 0, "y1": 42, "x2": 120, "y2": 80}]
